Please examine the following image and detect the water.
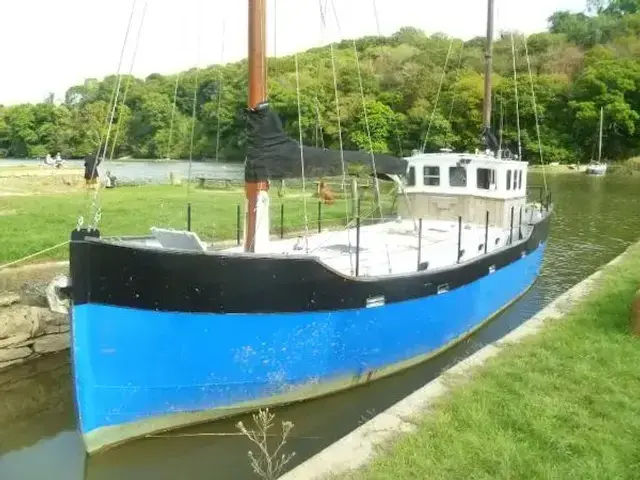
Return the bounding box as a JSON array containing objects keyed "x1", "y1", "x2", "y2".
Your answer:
[
  {"x1": 1, "y1": 172, "x2": 639, "y2": 480},
  {"x1": 0, "y1": 159, "x2": 244, "y2": 184}
]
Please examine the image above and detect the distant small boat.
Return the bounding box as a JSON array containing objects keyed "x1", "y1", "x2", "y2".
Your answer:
[
  {"x1": 586, "y1": 107, "x2": 607, "y2": 176},
  {"x1": 586, "y1": 163, "x2": 607, "y2": 176}
]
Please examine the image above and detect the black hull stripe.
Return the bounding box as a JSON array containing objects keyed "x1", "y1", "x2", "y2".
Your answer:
[{"x1": 69, "y1": 214, "x2": 551, "y2": 314}]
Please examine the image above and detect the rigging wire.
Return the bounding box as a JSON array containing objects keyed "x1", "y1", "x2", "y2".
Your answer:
[
  {"x1": 186, "y1": 0, "x2": 203, "y2": 207},
  {"x1": 318, "y1": 0, "x2": 354, "y2": 274},
  {"x1": 166, "y1": 73, "x2": 182, "y2": 161},
  {"x1": 369, "y1": 0, "x2": 403, "y2": 156},
  {"x1": 446, "y1": 41, "x2": 465, "y2": 125},
  {"x1": 85, "y1": 0, "x2": 140, "y2": 231},
  {"x1": 421, "y1": 38, "x2": 455, "y2": 153},
  {"x1": 510, "y1": 32, "x2": 522, "y2": 161},
  {"x1": 351, "y1": 40, "x2": 383, "y2": 219},
  {"x1": 109, "y1": 1, "x2": 149, "y2": 163},
  {"x1": 312, "y1": 0, "x2": 328, "y2": 151},
  {"x1": 327, "y1": 0, "x2": 382, "y2": 219},
  {"x1": 522, "y1": 34, "x2": 548, "y2": 194},
  {"x1": 214, "y1": 19, "x2": 227, "y2": 164},
  {"x1": 498, "y1": 98, "x2": 504, "y2": 154},
  {"x1": 294, "y1": 52, "x2": 311, "y2": 253},
  {"x1": 273, "y1": 0, "x2": 278, "y2": 81}
]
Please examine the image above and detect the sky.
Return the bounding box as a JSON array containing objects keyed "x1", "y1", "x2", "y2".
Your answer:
[{"x1": 0, "y1": 0, "x2": 587, "y2": 105}]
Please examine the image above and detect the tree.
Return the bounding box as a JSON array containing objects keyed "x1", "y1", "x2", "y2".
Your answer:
[{"x1": 1, "y1": 6, "x2": 640, "y2": 163}]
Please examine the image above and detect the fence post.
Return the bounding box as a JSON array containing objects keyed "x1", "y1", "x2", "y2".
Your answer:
[
  {"x1": 457, "y1": 216, "x2": 462, "y2": 263},
  {"x1": 509, "y1": 206, "x2": 514, "y2": 244},
  {"x1": 317, "y1": 201, "x2": 322, "y2": 233},
  {"x1": 280, "y1": 203, "x2": 284, "y2": 239},
  {"x1": 351, "y1": 177, "x2": 359, "y2": 219},
  {"x1": 417, "y1": 218, "x2": 423, "y2": 269},
  {"x1": 484, "y1": 210, "x2": 489, "y2": 254},
  {"x1": 355, "y1": 198, "x2": 362, "y2": 276},
  {"x1": 236, "y1": 204, "x2": 241, "y2": 246},
  {"x1": 187, "y1": 203, "x2": 192, "y2": 232},
  {"x1": 355, "y1": 217, "x2": 361, "y2": 277},
  {"x1": 519, "y1": 206, "x2": 523, "y2": 240}
]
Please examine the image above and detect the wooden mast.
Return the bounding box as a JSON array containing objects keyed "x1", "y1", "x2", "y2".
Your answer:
[
  {"x1": 245, "y1": 0, "x2": 269, "y2": 252},
  {"x1": 482, "y1": 0, "x2": 495, "y2": 142}
]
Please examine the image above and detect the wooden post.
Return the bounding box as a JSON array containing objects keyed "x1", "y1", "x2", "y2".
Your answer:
[
  {"x1": 317, "y1": 201, "x2": 322, "y2": 233},
  {"x1": 187, "y1": 203, "x2": 192, "y2": 231}
]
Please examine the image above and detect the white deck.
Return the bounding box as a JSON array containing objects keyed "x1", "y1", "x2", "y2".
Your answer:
[
  {"x1": 119, "y1": 218, "x2": 529, "y2": 279},
  {"x1": 221, "y1": 219, "x2": 523, "y2": 276}
]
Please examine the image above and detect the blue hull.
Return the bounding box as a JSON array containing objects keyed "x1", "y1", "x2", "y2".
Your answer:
[{"x1": 71, "y1": 241, "x2": 546, "y2": 451}]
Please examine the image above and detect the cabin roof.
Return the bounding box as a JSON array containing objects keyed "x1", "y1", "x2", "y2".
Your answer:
[{"x1": 405, "y1": 151, "x2": 528, "y2": 168}]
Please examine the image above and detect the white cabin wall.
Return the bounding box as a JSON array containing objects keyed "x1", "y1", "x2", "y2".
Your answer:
[{"x1": 398, "y1": 193, "x2": 527, "y2": 229}]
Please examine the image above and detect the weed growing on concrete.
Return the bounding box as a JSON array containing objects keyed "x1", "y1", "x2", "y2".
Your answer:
[{"x1": 237, "y1": 408, "x2": 296, "y2": 480}]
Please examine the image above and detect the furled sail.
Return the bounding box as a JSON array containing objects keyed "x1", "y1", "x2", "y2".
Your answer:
[
  {"x1": 244, "y1": 102, "x2": 408, "y2": 182},
  {"x1": 482, "y1": 126, "x2": 500, "y2": 153}
]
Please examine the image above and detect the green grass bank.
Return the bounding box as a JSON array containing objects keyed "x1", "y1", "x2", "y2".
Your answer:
[
  {"x1": 343, "y1": 241, "x2": 640, "y2": 480},
  {"x1": 0, "y1": 182, "x2": 387, "y2": 266}
]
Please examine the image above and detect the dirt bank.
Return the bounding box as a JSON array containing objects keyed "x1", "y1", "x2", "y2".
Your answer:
[{"x1": 0, "y1": 167, "x2": 84, "y2": 196}]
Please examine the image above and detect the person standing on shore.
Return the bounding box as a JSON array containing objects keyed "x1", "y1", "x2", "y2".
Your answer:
[{"x1": 84, "y1": 153, "x2": 102, "y2": 189}]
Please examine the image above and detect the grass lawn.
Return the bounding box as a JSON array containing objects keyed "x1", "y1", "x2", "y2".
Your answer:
[
  {"x1": 345, "y1": 242, "x2": 640, "y2": 480},
  {"x1": 0, "y1": 183, "x2": 390, "y2": 265}
]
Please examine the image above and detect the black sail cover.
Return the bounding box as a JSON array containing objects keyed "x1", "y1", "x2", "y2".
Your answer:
[{"x1": 244, "y1": 102, "x2": 408, "y2": 182}]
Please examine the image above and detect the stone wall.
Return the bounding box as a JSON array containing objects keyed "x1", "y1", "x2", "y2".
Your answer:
[
  {"x1": 0, "y1": 295, "x2": 70, "y2": 370},
  {"x1": 0, "y1": 261, "x2": 71, "y2": 371}
]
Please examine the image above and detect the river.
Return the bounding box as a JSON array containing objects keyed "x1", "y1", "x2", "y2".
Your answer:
[
  {"x1": 0, "y1": 159, "x2": 244, "y2": 183},
  {"x1": 1, "y1": 171, "x2": 639, "y2": 480}
]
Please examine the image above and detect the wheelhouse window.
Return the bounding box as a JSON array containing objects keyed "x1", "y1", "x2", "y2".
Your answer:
[
  {"x1": 513, "y1": 170, "x2": 519, "y2": 190},
  {"x1": 518, "y1": 170, "x2": 523, "y2": 189},
  {"x1": 476, "y1": 168, "x2": 496, "y2": 190},
  {"x1": 406, "y1": 166, "x2": 416, "y2": 186},
  {"x1": 506, "y1": 170, "x2": 512, "y2": 190},
  {"x1": 449, "y1": 166, "x2": 467, "y2": 187},
  {"x1": 423, "y1": 166, "x2": 440, "y2": 186}
]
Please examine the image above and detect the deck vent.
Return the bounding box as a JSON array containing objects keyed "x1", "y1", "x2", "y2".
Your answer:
[{"x1": 366, "y1": 296, "x2": 385, "y2": 308}]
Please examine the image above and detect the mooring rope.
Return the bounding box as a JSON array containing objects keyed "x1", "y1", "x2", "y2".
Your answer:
[{"x1": 0, "y1": 241, "x2": 70, "y2": 271}]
